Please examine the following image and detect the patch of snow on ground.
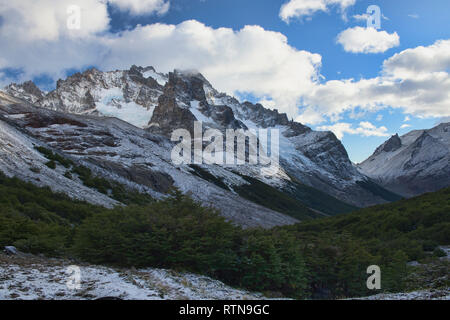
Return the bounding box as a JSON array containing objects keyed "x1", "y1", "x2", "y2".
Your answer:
[
  {"x1": 354, "y1": 288, "x2": 450, "y2": 300},
  {"x1": 0, "y1": 254, "x2": 268, "y2": 300}
]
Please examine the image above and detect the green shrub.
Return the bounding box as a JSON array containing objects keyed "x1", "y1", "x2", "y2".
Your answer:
[
  {"x1": 45, "y1": 161, "x2": 56, "y2": 169},
  {"x1": 433, "y1": 247, "x2": 446, "y2": 258},
  {"x1": 35, "y1": 146, "x2": 73, "y2": 168},
  {"x1": 71, "y1": 165, "x2": 154, "y2": 205}
]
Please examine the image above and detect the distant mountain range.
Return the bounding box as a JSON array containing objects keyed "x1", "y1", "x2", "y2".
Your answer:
[
  {"x1": 358, "y1": 122, "x2": 450, "y2": 197},
  {"x1": 1, "y1": 66, "x2": 447, "y2": 227}
]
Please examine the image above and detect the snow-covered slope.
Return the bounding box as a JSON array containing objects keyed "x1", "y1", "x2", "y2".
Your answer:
[
  {"x1": 0, "y1": 253, "x2": 270, "y2": 300},
  {"x1": 3, "y1": 66, "x2": 399, "y2": 208},
  {"x1": 354, "y1": 289, "x2": 450, "y2": 300},
  {"x1": 358, "y1": 123, "x2": 450, "y2": 197},
  {"x1": 0, "y1": 91, "x2": 297, "y2": 229},
  {"x1": 0, "y1": 93, "x2": 119, "y2": 208}
]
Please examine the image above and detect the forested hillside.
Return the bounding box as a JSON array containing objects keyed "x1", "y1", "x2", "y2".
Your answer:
[{"x1": 0, "y1": 172, "x2": 448, "y2": 299}]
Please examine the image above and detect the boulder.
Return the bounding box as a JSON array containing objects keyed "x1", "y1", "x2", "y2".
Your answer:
[{"x1": 4, "y1": 246, "x2": 19, "y2": 255}]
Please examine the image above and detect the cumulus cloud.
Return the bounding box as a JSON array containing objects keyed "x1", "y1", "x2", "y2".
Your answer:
[
  {"x1": 0, "y1": 0, "x2": 170, "y2": 44},
  {"x1": 317, "y1": 121, "x2": 389, "y2": 139},
  {"x1": 100, "y1": 21, "x2": 322, "y2": 118},
  {"x1": 382, "y1": 40, "x2": 450, "y2": 77},
  {"x1": 337, "y1": 27, "x2": 400, "y2": 54},
  {"x1": 0, "y1": 0, "x2": 109, "y2": 41},
  {"x1": 280, "y1": 0, "x2": 356, "y2": 23},
  {"x1": 0, "y1": 0, "x2": 111, "y2": 82},
  {"x1": 108, "y1": 0, "x2": 170, "y2": 16},
  {"x1": 298, "y1": 39, "x2": 450, "y2": 124},
  {"x1": 1, "y1": 0, "x2": 449, "y2": 131}
]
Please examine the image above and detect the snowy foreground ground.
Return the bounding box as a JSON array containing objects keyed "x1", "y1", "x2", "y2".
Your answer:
[
  {"x1": 0, "y1": 254, "x2": 267, "y2": 300},
  {"x1": 0, "y1": 253, "x2": 448, "y2": 300},
  {"x1": 354, "y1": 289, "x2": 450, "y2": 300}
]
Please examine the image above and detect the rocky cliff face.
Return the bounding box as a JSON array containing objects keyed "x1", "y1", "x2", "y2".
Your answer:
[
  {"x1": 358, "y1": 123, "x2": 450, "y2": 197},
  {"x1": 3, "y1": 66, "x2": 398, "y2": 211}
]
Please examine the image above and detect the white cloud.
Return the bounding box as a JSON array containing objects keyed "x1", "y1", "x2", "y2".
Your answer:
[
  {"x1": 376, "y1": 114, "x2": 383, "y2": 121},
  {"x1": 0, "y1": 0, "x2": 110, "y2": 41},
  {"x1": 400, "y1": 124, "x2": 411, "y2": 129},
  {"x1": 317, "y1": 121, "x2": 389, "y2": 139},
  {"x1": 280, "y1": 0, "x2": 356, "y2": 23},
  {"x1": 100, "y1": 21, "x2": 322, "y2": 118},
  {"x1": 382, "y1": 40, "x2": 450, "y2": 78},
  {"x1": 1, "y1": 0, "x2": 449, "y2": 132},
  {"x1": 298, "y1": 39, "x2": 450, "y2": 125},
  {"x1": 404, "y1": 116, "x2": 411, "y2": 122},
  {"x1": 0, "y1": 0, "x2": 169, "y2": 44},
  {"x1": 108, "y1": 0, "x2": 170, "y2": 16},
  {"x1": 408, "y1": 14, "x2": 419, "y2": 19},
  {"x1": 337, "y1": 27, "x2": 400, "y2": 54},
  {"x1": 0, "y1": 0, "x2": 111, "y2": 82}
]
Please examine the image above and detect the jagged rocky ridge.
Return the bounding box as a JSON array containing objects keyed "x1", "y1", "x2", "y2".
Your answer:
[
  {"x1": 1, "y1": 66, "x2": 400, "y2": 223},
  {"x1": 358, "y1": 123, "x2": 450, "y2": 197}
]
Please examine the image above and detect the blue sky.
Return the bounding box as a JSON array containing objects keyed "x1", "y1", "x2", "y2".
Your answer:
[{"x1": 1, "y1": 0, "x2": 450, "y2": 162}]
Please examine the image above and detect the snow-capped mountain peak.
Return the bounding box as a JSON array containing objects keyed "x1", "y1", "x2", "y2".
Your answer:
[{"x1": 358, "y1": 122, "x2": 450, "y2": 197}]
